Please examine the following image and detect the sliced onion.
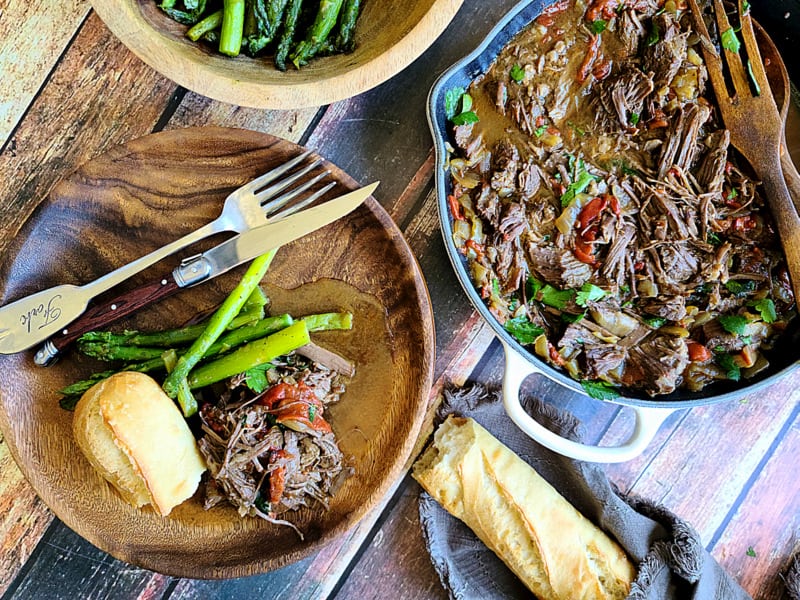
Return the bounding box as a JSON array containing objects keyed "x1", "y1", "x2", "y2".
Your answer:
[
  {"x1": 554, "y1": 192, "x2": 592, "y2": 236},
  {"x1": 589, "y1": 307, "x2": 639, "y2": 336}
]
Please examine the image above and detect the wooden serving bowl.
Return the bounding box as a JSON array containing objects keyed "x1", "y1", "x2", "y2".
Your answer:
[
  {"x1": 90, "y1": 0, "x2": 463, "y2": 108},
  {"x1": 0, "y1": 127, "x2": 435, "y2": 577}
]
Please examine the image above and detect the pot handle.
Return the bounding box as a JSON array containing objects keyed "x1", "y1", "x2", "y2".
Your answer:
[{"x1": 501, "y1": 340, "x2": 674, "y2": 463}]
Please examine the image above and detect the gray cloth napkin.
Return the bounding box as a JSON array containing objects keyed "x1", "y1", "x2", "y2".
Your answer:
[{"x1": 417, "y1": 384, "x2": 753, "y2": 600}]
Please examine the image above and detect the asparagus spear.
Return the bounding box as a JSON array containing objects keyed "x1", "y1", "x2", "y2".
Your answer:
[
  {"x1": 334, "y1": 0, "x2": 360, "y2": 52},
  {"x1": 188, "y1": 321, "x2": 310, "y2": 389},
  {"x1": 162, "y1": 250, "x2": 278, "y2": 399},
  {"x1": 77, "y1": 343, "x2": 166, "y2": 363},
  {"x1": 274, "y1": 0, "x2": 304, "y2": 71},
  {"x1": 301, "y1": 311, "x2": 353, "y2": 332},
  {"x1": 290, "y1": 0, "x2": 345, "y2": 68},
  {"x1": 186, "y1": 9, "x2": 223, "y2": 41},
  {"x1": 220, "y1": 0, "x2": 246, "y2": 56}
]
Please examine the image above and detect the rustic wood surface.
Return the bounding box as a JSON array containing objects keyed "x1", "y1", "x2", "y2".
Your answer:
[{"x1": 0, "y1": 1, "x2": 798, "y2": 599}]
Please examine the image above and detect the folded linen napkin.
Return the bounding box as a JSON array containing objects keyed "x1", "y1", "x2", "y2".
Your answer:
[{"x1": 418, "y1": 384, "x2": 753, "y2": 600}]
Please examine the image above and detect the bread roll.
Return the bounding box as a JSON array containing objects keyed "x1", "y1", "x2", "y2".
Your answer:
[
  {"x1": 73, "y1": 371, "x2": 207, "y2": 516},
  {"x1": 412, "y1": 416, "x2": 636, "y2": 600}
]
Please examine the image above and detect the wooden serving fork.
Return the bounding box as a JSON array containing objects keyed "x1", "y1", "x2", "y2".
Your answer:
[{"x1": 687, "y1": 0, "x2": 800, "y2": 302}]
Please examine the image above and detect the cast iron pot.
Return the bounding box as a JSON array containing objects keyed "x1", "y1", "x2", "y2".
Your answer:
[{"x1": 427, "y1": 0, "x2": 800, "y2": 462}]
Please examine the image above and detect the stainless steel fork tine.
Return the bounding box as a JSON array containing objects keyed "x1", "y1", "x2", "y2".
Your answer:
[
  {"x1": 260, "y1": 169, "x2": 332, "y2": 215},
  {"x1": 274, "y1": 181, "x2": 338, "y2": 220},
  {"x1": 252, "y1": 157, "x2": 325, "y2": 204},
  {"x1": 713, "y1": 0, "x2": 750, "y2": 97},
  {"x1": 238, "y1": 148, "x2": 315, "y2": 194}
]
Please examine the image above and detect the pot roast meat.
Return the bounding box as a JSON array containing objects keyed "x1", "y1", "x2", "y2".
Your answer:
[{"x1": 445, "y1": 0, "x2": 795, "y2": 396}]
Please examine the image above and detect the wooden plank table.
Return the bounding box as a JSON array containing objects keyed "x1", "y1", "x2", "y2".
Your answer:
[{"x1": 0, "y1": 1, "x2": 798, "y2": 598}]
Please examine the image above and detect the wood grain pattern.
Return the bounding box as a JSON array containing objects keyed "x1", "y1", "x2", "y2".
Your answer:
[
  {"x1": 0, "y1": 128, "x2": 434, "y2": 579},
  {"x1": 0, "y1": 0, "x2": 90, "y2": 143},
  {"x1": 91, "y1": 0, "x2": 463, "y2": 109}
]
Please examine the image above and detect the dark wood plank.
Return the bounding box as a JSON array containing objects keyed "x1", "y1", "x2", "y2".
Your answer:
[{"x1": 708, "y1": 403, "x2": 800, "y2": 600}]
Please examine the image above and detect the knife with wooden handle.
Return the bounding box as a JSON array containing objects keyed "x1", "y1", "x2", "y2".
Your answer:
[{"x1": 22, "y1": 182, "x2": 378, "y2": 365}]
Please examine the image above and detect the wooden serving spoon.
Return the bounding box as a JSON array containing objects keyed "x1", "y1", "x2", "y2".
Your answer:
[{"x1": 755, "y1": 21, "x2": 800, "y2": 213}]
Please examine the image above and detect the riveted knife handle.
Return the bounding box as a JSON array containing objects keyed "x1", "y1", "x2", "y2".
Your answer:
[{"x1": 35, "y1": 276, "x2": 180, "y2": 365}]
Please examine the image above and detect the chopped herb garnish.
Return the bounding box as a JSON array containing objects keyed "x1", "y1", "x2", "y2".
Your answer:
[
  {"x1": 451, "y1": 111, "x2": 480, "y2": 126},
  {"x1": 718, "y1": 314, "x2": 749, "y2": 336},
  {"x1": 646, "y1": 21, "x2": 661, "y2": 46},
  {"x1": 746, "y1": 546, "x2": 756, "y2": 557},
  {"x1": 534, "y1": 125, "x2": 547, "y2": 137},
  {"x1": 620, "y1": 162, "x2": 645, "y2": 178},
  {"x1": 244, "y1": 363, "x2": 272, "y2": 393},
  {"x1": 707, "y1": 232, "x2": 722, "y2": 246},
  {"x1": 561, "y1": 311, "x2": 586, "y2": 323},
  {"x1": 568, "y1": 121, "x2": 587, "y2": 136},
  {"x1": 540, "y1": 285, "x2": 576, "y2": 310},
  {"x1": 308, "y1": 404, "x2": 317, "y2": 422},
  {"x1": 560, "y1": 169, "x2": 599, "y2": 207},
  {"x1": 576, "y1": 283, "x2": 607, "y2": 306},
  {"x1": 643, "y1": 316, "x2": 667, "y2": 328},
  {"x1": 727, "y1": 187, "x2": 738, "y2": 200},
  {"x1": 721, "y1": 28, "x2": 741, "y2": 53},
  {"x1": 581, "y1": 380, "x2": 622, "y2": 400},
  {"x1": 747, "y1": 59, "x2": 761, "y2": 96},
  {"x1": 749, "y1": 298, "x2": 777, "y2": 323},
  {"x1": 725, "y1": 279, "x2": 756, "y2": 297},
  {"x1": 629, "y1": 112, "x2": 640, "y2": 126},
  {"x1": 527, "y1": 275, "x2": 544, "y2": 299},
  {"x1": 510, "y1": 63, "x2": 525, "y2": 83},
  {"x1": 444, "y1": 86, "x2": 465, "y2": 120},
  {"x1": 446, "y1": 89, "x2": 479, "y2": 125},
  {"x1": 742, "y1": 1, "x2": 751, "y2": 14},
  {"x1": 620, "y1": 284, "x2": 631, "y2": 295},
  {"x1": 504, "y1": 315, "x2": 545, "y2": 344},
  {"x1": 716, "y1": 352, "x2": 741, "y2": 381},
  {"x1": 492, "y1": 277, "x2": 501, "y2": 297},
  {"x1": 591, "y1": 19, "x2": 608, "y2": 33}
]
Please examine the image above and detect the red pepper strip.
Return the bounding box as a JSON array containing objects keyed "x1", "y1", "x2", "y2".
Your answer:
[
  {"x1": 268, "y1": 449, "x2": 287, "y2": 504},
  {"x1": 573, "y1": 238, "x2": 598, "y2": 266},
  {"x1": 732, "y1": 215, "x2": 757, "y2": 233},
  {"x1": 586, "y1": 0, "x2": 620, "y2": 22},
  {"x1": 578, "y1": 195, "x2": 608, "y2": 230},
  {"x1": 577, "y1": 34, "x2": 601, "y2": 83},
  {"x1": 609, "y1": 194, "x2": 620, "y2": 216},
  {"x1": 448, "y1": 194, "x2": 465, "y2": 221},
  {"x1": 687, "y1": 341, "x2": 712, "y2": 362},
  {"x1": 592, "y1": 59, "x2": 612, "y2": 81},
  {"x1": 258, "y1": 382, "x2": 332, "y2": 433},
  {"x1": 548, "y1": 343, "x2": 566, "y2": 366},
  {"x1": 536, "y1": 13, "x2": 555, "y2": 27},
  {"x1": 465, "y1": 239, "x2": 485, "y2": 260}
]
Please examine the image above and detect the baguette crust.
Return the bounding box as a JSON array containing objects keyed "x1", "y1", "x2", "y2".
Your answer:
[
  {"x1": 73, "y1": 372, "x2": 207, "y2": 516},
  {"x1": 413, "y1": 416, "x2": 636, "y2": 600}
]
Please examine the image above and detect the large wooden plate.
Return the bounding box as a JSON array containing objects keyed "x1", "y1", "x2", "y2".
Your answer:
[
  {"x1": 91, "y1": 0, "x2": 463, "y2": 109},
  {"x1": 0, "y1": 127, "x2": 435, "y2": 578}
]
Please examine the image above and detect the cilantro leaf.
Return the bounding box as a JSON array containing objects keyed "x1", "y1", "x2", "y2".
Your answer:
[
  {"x1": 510, "y1": 64, "x2": 525, "y2": 83},
  {"x1": 581, "y1": 380, "x2": 621, "y2": 400},
  {"x1": 534, "y1": 125, "x2": 547, "y2": 137},
  {"x1": 503, "y1": 315, "x2": 545, "y2": 344},
  {"x1": 591, "y1": 19, "x2": 608, "y2": 33},
  {"x1": 244, "y1": 363, "x2": 272, "y2": 393},
  {"x1": 724, "y1": 279, "x2": 756, "y2": 297},
  {"x1": 749, "y1": 298, "x2": 777, "y2": 323},
  {"x1": 527, "y1": 275, "x2": 544, "y2": 299},
  {"x1": 539, "y1": 285, "x2": 576, "y2": 310},
  {"x1": 308, "y1": 404, "x2": 317, "y2": 422},
  {"x1": 721, "y1": 28, "x2": 741, "y2": 53},
  {"x1": 718, "y1": 314, "x2": 749, "y2": 336},
  {"x1": 707, "y1": 232, "x2": 722, "y2": 246},
  {"x1": 560, "y1": 169, "x2": 599, "y2": 207},
  {"x1": 643, "y1": 316, "x2": 667, "y2": 328},
  {"x1": 561, "y1": 311, "x2": 586, "y2": 323},
  {"x1": 576, "y1": 283, "x2": 607, "y2": 307},
  {"x1": 742, "y1": 1, "x2": 751, "y2": 14},
  {"x1": 444, "y1": 86, "x2": 465, "y2": 119},
  {"x1": 716, "y1": 352, "x2": 741, "y2": 381},
  {"x1": 746, "y1": 546, "x2": 756, "y2": 557},
  {"x1": 451, "y1": 111, "x2": 479, "y2": 125},
  {"x1": 629, "y1": 112, "x2": 640, "y2": 126}
]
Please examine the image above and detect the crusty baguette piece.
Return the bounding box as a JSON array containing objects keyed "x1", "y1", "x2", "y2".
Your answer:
[
  {"x1": 73, "y1": 371, "x2": 207, "y2": 516},
  {"x1": 412, "y1": 416, "x2": 636, "y2": 600}
]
